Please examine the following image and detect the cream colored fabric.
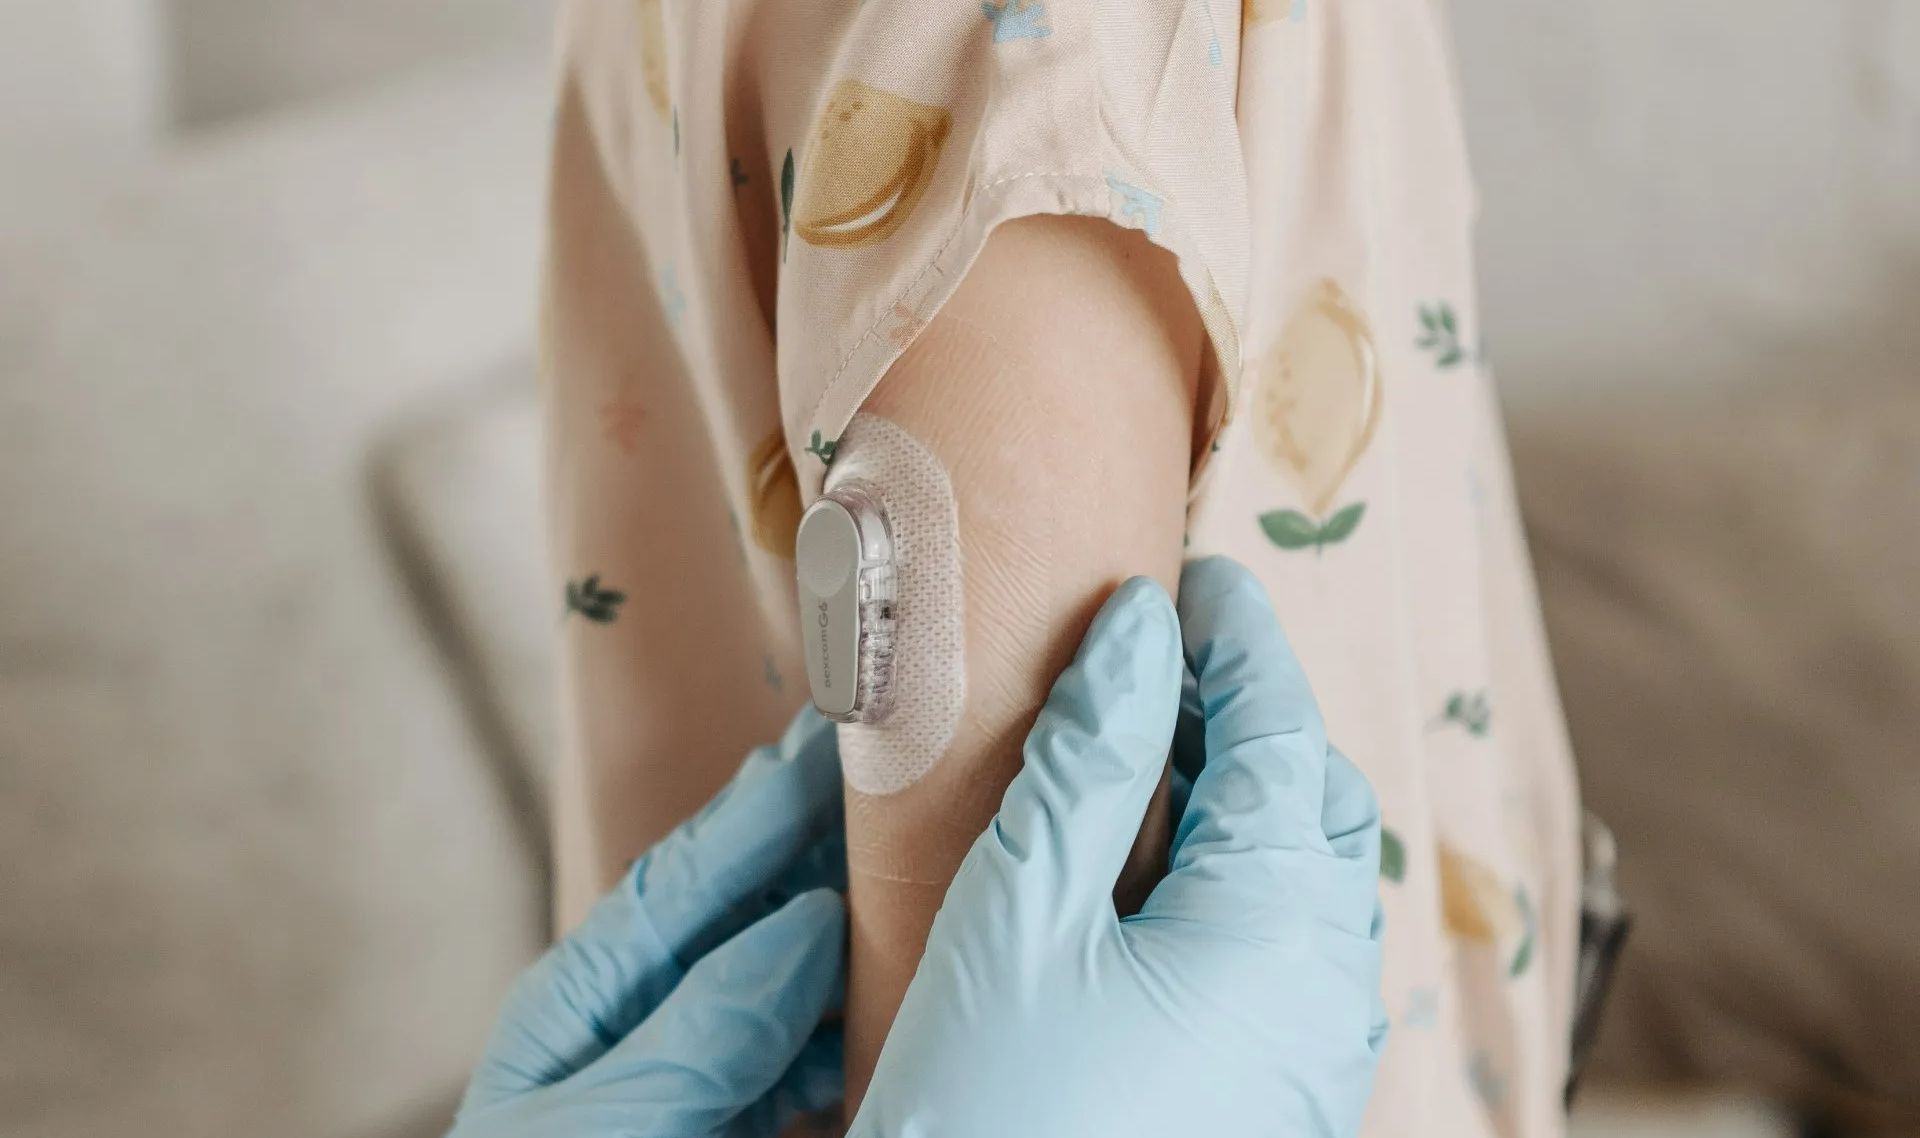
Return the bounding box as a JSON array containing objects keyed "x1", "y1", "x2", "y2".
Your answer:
[{"x1": 541, "y1": 3, "x2": 1582, "y2": 1134}]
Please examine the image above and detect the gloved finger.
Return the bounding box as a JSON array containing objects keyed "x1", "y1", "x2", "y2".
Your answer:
[
  {"x1": 569, "y1": 889, "x2": 848, "y2": 1135},
  {"x1": 1321, "y1": 747, "x2": 1380, "y2": 863},
  {"x1": 730, "y1": 1023, "x2": 846, "y2": 1138},
  {"x1": 1142, "y1": 556, "x2": 1332, "y2": 931},
  {"x1": 755, "y1": 833, "x2": 850, "y2": 1015},
  {"x1": 1170, "y1": 661, "x2": 1207, "y2": 784},
  {"x1": 1177, "y1": 554, "x2": 1330, "y2": 844},
  {"x1": 782, "y1": 1022, "x2": 847, "y2": 1118},
  {"x1": 1367, "y1": 900, "x2": 1391, "y2": 1056},
  {"x1": 1167, "y1": 663, "x2": 1205, "y2": 822},
  {"x1": 687, "y1": 822, "x2": 851, "y2": 978},
  {"x1": 770, "y1": 826, "x2": 850, "y2": 904},
  {"x1": 953, "y1": 576, "x2": 1183, "y2": 928},
  {"x1": 459, "y1": 709, "x2": 840, "y2": 1108},
  {"x1": 1319, "y1": 746, "x2": 1386, "y2": 936},
  {"x1": 1168, "y1": 761, "x2": 1195, "y2": 828},
  {"x1": 637, "y1": 705, "x2": 844, "y2": 965}
]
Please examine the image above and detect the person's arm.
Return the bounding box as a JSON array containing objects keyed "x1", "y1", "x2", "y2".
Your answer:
[
  {"x1": 838, "y1": 213, "x2": 1207, "y2": 1112},
  {"x1": 449, "y1": 564, "x2": 1386, "y2": 1138},
  {"x1": 849, "y1": 562, "x2": 1389, "y2": 1137},
  {"x1": 541, "y1": 73, "x2": 796, "y2": 930}
]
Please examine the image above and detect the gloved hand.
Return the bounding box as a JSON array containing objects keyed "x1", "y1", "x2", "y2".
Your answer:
[
  {"x1": 849, "y1": 556, "x2": 1390, "y2": 1138},
  {"x1": 448, "y1": 708, "x2": 850, "y2": 1138}
]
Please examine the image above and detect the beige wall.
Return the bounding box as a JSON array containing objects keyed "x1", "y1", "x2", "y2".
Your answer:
[
  {"x1": 0, "y1": 1, "x2": 548, "y2": 159},
  {"x1": 1452, "y1": 0, "x2": 1920, "y2": 402},
  {"x1": 164, "y1": 0, "x2": 549, "y2": 127},
  {"x1": 0, "y1": 1, "x2": 162, "y2": 165}
]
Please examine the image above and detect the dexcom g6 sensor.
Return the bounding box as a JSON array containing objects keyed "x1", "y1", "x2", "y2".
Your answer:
[{"x1": 796, "y1": 480, "x2": 897, "y2": 723}]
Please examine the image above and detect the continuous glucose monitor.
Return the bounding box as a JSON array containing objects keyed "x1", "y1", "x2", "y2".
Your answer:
[{"x1": 795, "y1": 480, "x2": 897, "y2": 723}]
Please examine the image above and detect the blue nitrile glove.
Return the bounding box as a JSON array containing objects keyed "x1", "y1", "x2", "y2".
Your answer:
[
  {"x1": 849, "y1": 557, "x2": 1390, "y2": 1138},
  {"x1": 448, "y1": 708, "x2": 850, "y2": 1138}
]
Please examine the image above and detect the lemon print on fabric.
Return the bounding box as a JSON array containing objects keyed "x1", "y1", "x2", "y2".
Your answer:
[
  {"x1": 1255, "y1": 279, "x2": 1381, "y2": 512},
  {"x1": 1243, "y1": 0, "x2": 1305, "y2": 25},
  {"x1": 1253, "y1": 278, "x2": 1380, "y2": 550},
  {"x1": 747, "y1": 429, "x2": 804, "y2": 558},
  {"x1": 1440, "y1": 842, "x2": 1518, "y2": 942},
  {"x1": 794, "y1": 80, "x2": 951, "y2": 248},
  {"x1": 636, "y1": 0, "x2": 669, "y2": 117}
]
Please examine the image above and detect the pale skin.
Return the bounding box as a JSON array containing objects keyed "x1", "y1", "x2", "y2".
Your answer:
[
  {"x1": 838, "y1": 213, "x2": 1205, "y2": 1116},
  {"x1": 541, "y1": 78, "x2": 802, "y2": 925},
  {"x1": 547, "y1": 209, "x2": 1206, "y2": 1114}
]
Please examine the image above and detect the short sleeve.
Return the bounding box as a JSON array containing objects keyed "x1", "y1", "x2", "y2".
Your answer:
[{"x1": 759, "y1": 0, "x2": 1251, "y2": 504}]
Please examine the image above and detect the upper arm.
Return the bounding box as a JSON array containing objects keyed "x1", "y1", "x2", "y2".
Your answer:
[
  {"x1": 862, "y1": 213, "x2": 1205, "y2": 760},
  {"x1": 835, "y1": 214, "x2": 1210, "y2": 1110}
]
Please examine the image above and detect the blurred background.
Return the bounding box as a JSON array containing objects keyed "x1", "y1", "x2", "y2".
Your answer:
[{"x1": 1, "y1": 3, "x2": 1914, "y2": 1138}]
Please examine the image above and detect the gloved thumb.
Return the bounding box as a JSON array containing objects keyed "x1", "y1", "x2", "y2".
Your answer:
[
  {"x1": 955, "y1": 576, "x2": 1182, "y2": 929},
  {"x1": 564, "y1": 888, "x2": 847, "y2": 1136}
]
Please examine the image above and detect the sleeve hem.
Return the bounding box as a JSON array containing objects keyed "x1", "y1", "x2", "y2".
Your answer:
[{"x1": 788, "y1": 166, "x2": 1246, "y2": 509}]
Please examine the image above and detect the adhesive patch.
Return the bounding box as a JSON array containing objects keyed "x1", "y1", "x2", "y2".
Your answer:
[{"x1": 825, "y1": 412, "x2": 964, "y2": 795}]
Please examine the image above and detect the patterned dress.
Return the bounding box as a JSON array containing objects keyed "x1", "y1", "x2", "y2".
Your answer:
[{"x1": 541, "y1": 3, "x2": 1584, "y2": 1135}]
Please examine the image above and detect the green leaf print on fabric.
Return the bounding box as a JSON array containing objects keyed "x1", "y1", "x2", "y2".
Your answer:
[
  {"x1": 1468, "y1": 1050, "x2": 1507, "y2": 1108},
  {"x1": 779, "y1": 148, "x2": 795, "y2": 261},
  {"x1": 564, "y1": 574, "x2": 626, "y2": 624},
  {"x1": 1438, "y1": 690, "x2": 1493, "y2": 737},
  {"x1": 1259, "y1": 509, "x2": 1320, "y2": 549},
  {"x1": 1508, "y1": 886, "x2": 1536, "y2": 978},
  {"x1": 1380, "y1": 828, "x2": 1406, "y2": 883},
  {"x1": 1258, "y1": 501, "x2": 1367, "y2": 553},
  {"x1": 805, "y1": 430, "x2": 837, "y2": 464},
  {"x1": 1319, "y1": 501, "x2": 1365, "y2": 542},
  {"x1": 1416, "y1": 302, "x2": 1472, "y2": 369}
]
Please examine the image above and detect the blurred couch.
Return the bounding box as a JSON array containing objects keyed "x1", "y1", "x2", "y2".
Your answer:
[
  {"x1": 1516, "y1": 380, "x2": 1920, "y2": 1129},
  {"x1": 0, "y1": 39, "x2": 554, "y2": 1138},
  {"x1": 1453, "y1": 3, "x2": 1920, "y2": 1124}
]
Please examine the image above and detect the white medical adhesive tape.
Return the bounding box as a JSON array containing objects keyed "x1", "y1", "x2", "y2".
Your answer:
[{"x1": 825, "y1": 412, "x2": 964, "y2": 795}]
